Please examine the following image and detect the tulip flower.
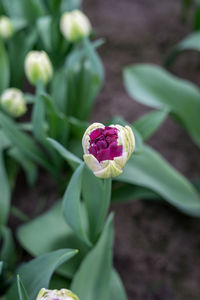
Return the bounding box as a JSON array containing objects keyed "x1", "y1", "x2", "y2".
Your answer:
[
  {"x1": 36, "y1": 288, "x2": 79, "y2": 300},
  {"x1": 25, "y1": 51, "x2": 53, "y2": 86},
  {"x1": 0, "y1": 16, "x2": 14, "y2": 39},
  {"x1": 82, "y1": 122, "x2": 135, "y2": 178},
  {"x1": 0, "y1": 88, "x2": 27, "y2": 117},
  {"x1": 60, "y1": 10, "x2": 91, "y2": 42}
]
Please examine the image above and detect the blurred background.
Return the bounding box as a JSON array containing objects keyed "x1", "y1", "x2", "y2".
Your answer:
[{"x1": 82, "y1": 0, "x2": 200, "y2": 299}]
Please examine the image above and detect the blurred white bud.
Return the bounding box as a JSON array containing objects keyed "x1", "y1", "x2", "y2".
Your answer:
[
  {"x1": 25, "y1": 51, "x2": 53, "y2": 86},
  {"x1": 60, "y1": 10, "x2": 91, "y2": 42},
  {"x1": 82, "y1": 122, "x2": 135, "y2": 178},
  {"x1": 0, "y1": 88, "x2": 27, "y2": 118},
  {"x1": 0, "y1": 16, "x2": 14, "y2": 39},
  {"x1": 36, "y1": 288, "x2": 79, "y2": 300}
]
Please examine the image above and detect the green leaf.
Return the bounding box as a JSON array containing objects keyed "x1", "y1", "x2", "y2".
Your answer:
[
  {"x1": 133, "y1": 109, "x2": 168, "y2": 141},
  {"x1": 71, "y1": 214, "x2": 114, "y2": 300},
  {"x1": 118, "y1": 145, "x2": 200, "y2": 216},
  {"x1": 37, "y1": 16, "x2": 52, "y2": 51},
  {"x1": 0, "y1": 150, "x2": 11, "y2": 226},
  {"x1": 17, "y1": 275, "x2": 29, "y2": 300},
  {"x1": 165, "y1": 31, "x2": 200, "y2": 65},
  {"x1": 0, "y1": 261, "x2": 3, "y2": 275},
  {"x1": 124, "y1": 64, "x2": 200, "y2": 147},
  {"x1": 8, "y1": 147, "x2": 37, "y2": 187},
  {"x1": 112, "y1": 183, "x2": 160, "y2": 204},
  {"x1": 0, "y1": 226, "x2": 16, "y2": 267},
  {"x1": 82, "y1": 167, "x2": 111, "y2": 242},
  {"x1": 47, "y1": 138, "x2": 82, "y2": 170},
  {"x1": 0, "y1": 111, "x2": 55, "y2": 175},
  {"x1": 62, "y1": 163, "x2": 91, "y2": 246},
  {"x1": 0, "y1": 40, "x2": 9, "y2": 93},
  {"x1": 17, "y1": 202, "x2": 88, "y2": 279},
  {"x1": 7, "y1": 249, "x2": 77, "y2": 300},
  {"x1": 110, "y1": 269, "x2": 128, "y2": 300}
]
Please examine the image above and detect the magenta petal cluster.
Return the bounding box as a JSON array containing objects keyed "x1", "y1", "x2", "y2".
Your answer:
[{"x1": 88, "y1": 126, "x2": 123, "y2": 162}]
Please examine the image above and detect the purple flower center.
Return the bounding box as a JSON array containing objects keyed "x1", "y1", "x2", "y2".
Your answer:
[{"x1": 88, "y1": 126, "x2": 122, "y2": 162}]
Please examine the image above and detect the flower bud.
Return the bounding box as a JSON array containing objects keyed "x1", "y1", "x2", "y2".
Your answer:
[
  {"x1": 0, "y1": 88, "x2": 27, "y2": 118},
  {"x1": 0, "y1": 16, "x2": 14, "y2": 39},
  {"x1": 25, "y1": 51, "x2": 53, "y2": 86},
  {"x1": 82, "y1": 123, "x2": 135, "y2": 178},
  {"x1": 60, "y1": 10, "x2": 91, "y2": 42},
  {"x1": 36, "y1": 288, "x2": 79, "y2": 300}
]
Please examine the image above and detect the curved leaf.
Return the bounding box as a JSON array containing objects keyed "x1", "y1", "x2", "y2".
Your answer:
[
  {"x1": 124, "y1": 64, "x2": 200, "y2": 147},
  {"x1": 0, "y1": 40, "x2": 9, "y2": 93},
  {"x1": 0, "y1": 151, "x2": 10, "y2": 226},
  {"x1": 118, "y1": 145, "x2": 200, "y2": 216}
]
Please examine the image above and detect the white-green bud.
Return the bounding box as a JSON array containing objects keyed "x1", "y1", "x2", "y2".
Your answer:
[
  {"x1": 25, "y1": 51, "x2": 53, "y2": 86},
  {"x1": 82, "y1": 123, "x2": 135, "y2": 178},
  {"x1": 0, "y1": 16, "x2": 14, "y2": 39},
  {"x1": 36, "y1": 288, "x2": 79, "y2": 300},
  {"x1": 0, "y1": 88, "x2": 27, "y2": 118},
  {"x1": 60, "y1": 10, "x2": 91, "y2": 42}
]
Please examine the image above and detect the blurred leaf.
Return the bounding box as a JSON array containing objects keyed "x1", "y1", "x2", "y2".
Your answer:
[
  {"x1": 110, "y1": 269, "x2": 128, "y2": 300},
  {"x1": 71, "y1": 214, "x2": 114, "y2": 300},
  {"x1": 82, "y1": 167, "x2": 111, "y2": 242},
  {"x1": 112, "y1": 183, "x2": 160, "y2": 203},
  {"x1": 8, "y1": 147, "x2": 37, "y2": 186},
  {"x1": 60, "y1": 0, "x2": 82, "y2": 12},
  {"x1": 118, "y1": 145, "x2": 200, "y2": 216},
  {"x1": 0, "y1": 130, "x2": 12, "y2": 150},
  {"x1": 37, "y1": 16, "x2": 52, "y2": 52},
  {"x1": 62, "y1": 163, "x2": 91, "y2": 246},
  {"x1": 133, "y1": 109, "x2": 168, "y2": 141},
  {"x1": 47, "y1": 138, "x2": 82, "y2": 170},
  {"x1": 17, "y1": 275, "x2": 29, "y2": 300},
  {"x1": 0, "y1": 226, "x2": 16, "y2": 267},
  {"x1": 0, "y1": 111, "x2": 55, "y2": 175},
  {"x1": 124, "y1": 64, "x2": 200, "y2": 147},
  {"x1": 0, "y1": 40, "x2": 9, "y2": 93},
  {"x1": 17, "y1": 201, "x2": 88, "y2": 279},
  {"x1": 7, "y1": 249, "x2": 77, "y2": 300},
  {"x1": 0, "y1": 261, "x2": 3, "y2": 275},
  {"x1": 165, "y1": 31, "x2": 200, "y2": 65},
  {"x1": 50, "y1": 68, "x2": 68, "y2": 113},
  {"x1": 194, "y1": 3, "x2": 200, "y2": 30},
  {"x1": 0, "y1": 150, "x2": 11, "y2": 226},
  {"x1": 10, "y1": 206, "x2": 30, "y2": 222}
]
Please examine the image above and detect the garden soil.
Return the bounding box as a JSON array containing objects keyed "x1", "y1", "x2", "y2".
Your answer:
[{"x1": 11, "y1": 0, "x2": 200, "y2": 299}]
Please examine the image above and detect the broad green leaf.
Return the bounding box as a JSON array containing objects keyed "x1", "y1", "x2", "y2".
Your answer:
[
  {"x1": 0, "y1": 40, "x2": 9, "y2": 93},
  {"x1": 0, "y1": 112, "x2": 55, "y2": 175},
  {"x1": 0, "y1": 151, "x2": 11, "y2": 226},
  {"x1": 112, "y1": 183, "x2": 160, "y2": 204},
  {"x1": 71, "y1": 214, "x2": 114, "y2": 300},
  {"x1": 124, "y1": 64, "x2": 200, "y2": 147},
  {"x1": 133, "y1": 109, "x2": 168, "y2": 141},
  {"x1": 118, "y1": 145, "x2": 200, "y2": 216},
  {"x1": 17, "y1": 275, "x2": 29, "y2": 300},
  {"x1": 7, "y1": 249, "x2": 77, "y2": 300},
  {"x1": 0, "y1": 226, "x2": 16, "y2": 266},
  {"x1": 0, "y1": 130, "x2": 11, "y2": 150},
  {"x1": 47, "y1": 138, "x2": 82, "y2": 170},
  {"x1": 165, "y1": 31, "x2": 200, "y2": 65},
  {"x1": 82, "y1": 167, "x2": 111, "y2": 242},
  {"x1": 17, "y1": 202, "x2": 88, "y2": 279},
  {"x1": 110, "y1": 269, "x2": 128, "y2": 300},
  {"x1": 62, "y1": 163, "x2": 91, "y2": 246},
  {"x1": 60, "y1": 0, "x2": 82, "y2": 12}
]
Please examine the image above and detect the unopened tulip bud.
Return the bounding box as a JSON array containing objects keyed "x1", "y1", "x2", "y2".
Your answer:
[
  {"x1": 1, "y1": 88, "x2": 27, "y2": 117},
  {"x1": 36, "y1": 288, "x2": 79, "y2": 300},
  {"x1": 0, "y1": 16, "x2": 14, "y2": 39},
  {"x1": 25, "y1": 51, "x2": 53, "y2": 86},
  {"x1": 60, "y1": 10, "x2": 91, "y2": 42},
  {"x1": 82, "y1": 123, "x2": 135, "y2": 178}
]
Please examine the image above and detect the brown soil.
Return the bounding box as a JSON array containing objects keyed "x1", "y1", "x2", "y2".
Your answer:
[{"x1": 83, "y1": 0, "x2": 200, "y2": 299}]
